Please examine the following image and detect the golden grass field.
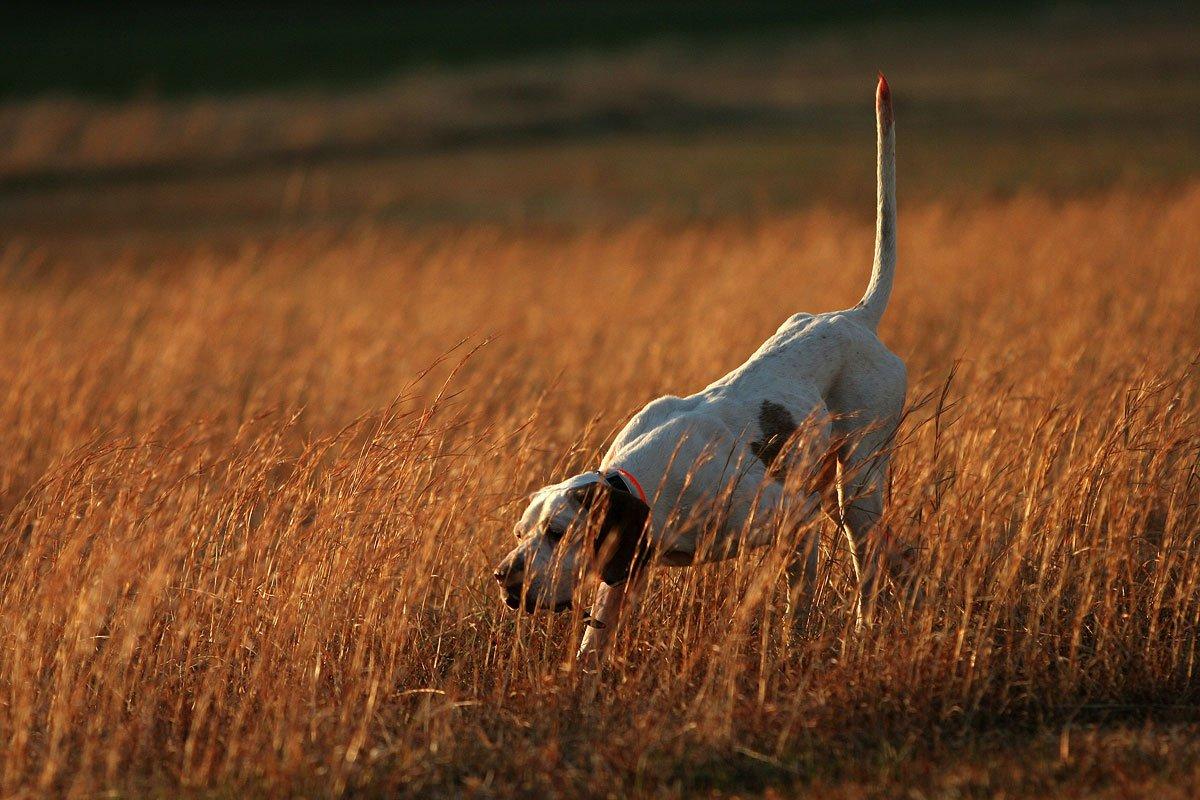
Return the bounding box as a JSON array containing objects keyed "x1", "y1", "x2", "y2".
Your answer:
[{"x1": 2, "y1": 8, "x2": 1200, "y2": 799}]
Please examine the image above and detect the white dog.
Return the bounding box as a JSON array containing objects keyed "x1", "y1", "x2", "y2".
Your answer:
[{"x1": 494, "y1": 74, "x2": 907, "y2": 662}]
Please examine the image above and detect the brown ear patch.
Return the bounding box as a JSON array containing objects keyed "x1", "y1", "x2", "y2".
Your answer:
[
  {"x1": 749, "y1": 400, "x2": 798, "y2": 478},
  {"x1": 580, "y1": 482, "x2": 652, "y2": 586},
  {"x1": 566, "y1": 481, "x2": 602, "y2": 510}
]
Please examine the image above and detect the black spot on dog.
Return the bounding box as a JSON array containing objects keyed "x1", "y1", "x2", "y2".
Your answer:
[{"x1": 750, "y1": 400, "x2": 797, "y2": 478}]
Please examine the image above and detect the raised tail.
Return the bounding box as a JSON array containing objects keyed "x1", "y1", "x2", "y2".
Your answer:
[{"x1": 854, "y1": 72, "x2": 897, "y2": 331}]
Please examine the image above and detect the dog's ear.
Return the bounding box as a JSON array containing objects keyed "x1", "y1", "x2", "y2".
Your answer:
[
  {"x1": 565, "y1": 481, "x2": 602, "y2": 510},
  {"x1": 585, "y1": 483, "x2": 652, "y2": 586}
]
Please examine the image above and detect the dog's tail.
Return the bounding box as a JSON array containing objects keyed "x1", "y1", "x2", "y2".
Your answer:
[{"x1": 853, "y1": 73, "x2": 897, "y2": 331}]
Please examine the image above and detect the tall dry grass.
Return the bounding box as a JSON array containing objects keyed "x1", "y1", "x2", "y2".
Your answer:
[{"x1": 1, "y1": 184, "x2": 1198, "y2": 796}]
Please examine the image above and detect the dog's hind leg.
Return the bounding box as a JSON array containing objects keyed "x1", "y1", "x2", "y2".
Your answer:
[
  {"x1": 783, "y1": 519, "x2": 821, "y2": 629},
  {"x1": 837, "y1": 444, "x2": 913, "y2": 618},
  {"x1": 838, "y1": 451, "x2": 888, "y2": 603},
  {"x1": 783, "y1": 483, "x2": 837, "y2": 628},
  {"x1": 779, "y1": 421, "x2": 838, "y2": 625}
]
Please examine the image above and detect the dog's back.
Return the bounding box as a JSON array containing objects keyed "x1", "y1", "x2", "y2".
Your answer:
[{"x1": 609, "y1": 73, "x2": 903, "y2": 475}]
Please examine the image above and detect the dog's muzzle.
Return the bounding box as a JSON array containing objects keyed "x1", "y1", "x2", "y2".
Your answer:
[
  {"x1": 496, "y1": 558, "x2": 572, "y2": 613},
  {"x1": 502, "y1": 585, "x2": 572, "y2": 613}
]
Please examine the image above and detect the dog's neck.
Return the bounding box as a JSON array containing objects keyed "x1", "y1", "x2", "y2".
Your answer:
[
  {"x1": 564, "y1": 467, "x2": 648, "y2": 507},
  {"x1": 600, "y1": 452, "x2": 667, "y2": 529},
  {"x1": 603, "y1": 466, "x2": 646, "y2": 504}
]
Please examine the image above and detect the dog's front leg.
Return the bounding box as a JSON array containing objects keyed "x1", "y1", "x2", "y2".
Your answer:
[{"x1": 576, "y1": 580, "x2": 635, "y2": 668}]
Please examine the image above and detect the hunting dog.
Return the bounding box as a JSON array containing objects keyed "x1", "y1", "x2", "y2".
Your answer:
[{"x1": 494, "y1": 75, "x2": 907, "y2": 663}]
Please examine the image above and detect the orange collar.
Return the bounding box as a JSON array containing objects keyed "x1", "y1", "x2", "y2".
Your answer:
[{"x1": 606, "y1": 466, "x2": 648, "y2": 505}]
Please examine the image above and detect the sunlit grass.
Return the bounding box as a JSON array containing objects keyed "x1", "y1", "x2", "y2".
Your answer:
[{"x1": 0, "y1": 182, "x2": 1197, "y2": 796}]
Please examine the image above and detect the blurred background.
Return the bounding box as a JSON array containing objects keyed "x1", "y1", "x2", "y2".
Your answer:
[{"x1": 1, "y1": 2, "x2": 1197, "y2": 247}]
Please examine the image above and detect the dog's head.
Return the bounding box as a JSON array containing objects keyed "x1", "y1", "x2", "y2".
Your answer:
[{"x1": 493, "y1": 472, "x2": 650, "y2": 612}]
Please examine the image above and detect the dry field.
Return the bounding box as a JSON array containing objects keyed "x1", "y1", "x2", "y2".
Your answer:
[
  {"x1": 2, "y1": 184, "x2": 1198, "y2": 797},
  {"x1": 2, "y1": 8, "x2": 1200, "y2": 799}
]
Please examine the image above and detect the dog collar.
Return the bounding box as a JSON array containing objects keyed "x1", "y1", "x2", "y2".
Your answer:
[{"x1": 603, "y1": 467, "x2": 647, "y2": 505}]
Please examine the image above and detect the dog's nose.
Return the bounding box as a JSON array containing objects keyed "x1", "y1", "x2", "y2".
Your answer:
[{"x1": 493, "y1": 554, "x2": 525, "y2": 587}]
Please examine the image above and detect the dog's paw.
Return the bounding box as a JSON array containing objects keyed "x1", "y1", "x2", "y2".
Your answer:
[{"x1": 575, "y1": 645, "x2": 603, "y2": 674}]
